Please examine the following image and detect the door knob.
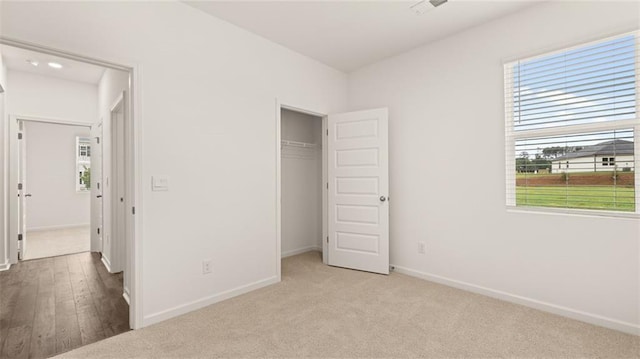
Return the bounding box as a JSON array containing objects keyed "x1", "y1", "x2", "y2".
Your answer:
[
  {"x1": 379, "y1": 196, "x2": 386, "y2": 202},
  {"x1": 24, "y1": 193, "x2": 32, "y2": 197},
  {"x1": 97, "y1": 195, "x2": 102, "y2": 198}
]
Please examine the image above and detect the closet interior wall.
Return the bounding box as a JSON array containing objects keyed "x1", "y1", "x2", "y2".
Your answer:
[{"x1": 281, "y1": 109, "x2": 323, "y2": 257}]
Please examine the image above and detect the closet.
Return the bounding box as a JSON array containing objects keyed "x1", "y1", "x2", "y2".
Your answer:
[{"x1": 280, "y1": 108, "x2": 323, "y2": 257}]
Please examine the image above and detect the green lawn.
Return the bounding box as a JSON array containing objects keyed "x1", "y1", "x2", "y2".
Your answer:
[{"x1": 516, "y1": 186, "x2": 636, "y2": 212}]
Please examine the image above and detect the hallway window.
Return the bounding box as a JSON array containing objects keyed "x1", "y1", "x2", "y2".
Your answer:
[{"x1": 76, "y1": 136, "x2": 91, "y2": 192}]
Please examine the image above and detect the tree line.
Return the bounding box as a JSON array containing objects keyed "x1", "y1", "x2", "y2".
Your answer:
[{"x1": 516, "y1": 146, "x2": 583, "y2": 173}]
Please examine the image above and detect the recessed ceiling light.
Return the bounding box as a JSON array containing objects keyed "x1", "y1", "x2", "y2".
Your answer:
[
  {"x1": 26, "y1": 59, "x2": 39, "y2": 67},
  {"x1": 48, "y1": 62, "x2": 63, "y2": 69}
]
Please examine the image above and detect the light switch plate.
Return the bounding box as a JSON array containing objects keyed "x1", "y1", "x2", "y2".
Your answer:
[{"x1": 152, "y1": 175, "x2": 169, "y2": 191}]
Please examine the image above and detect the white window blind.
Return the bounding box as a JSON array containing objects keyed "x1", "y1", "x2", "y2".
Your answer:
[
  {"x1": 505, "y1": 32, "x2": 639, "y2": 214},
  {"x1": 508, "y1": 35, "x2": 636, "y2": 131}
]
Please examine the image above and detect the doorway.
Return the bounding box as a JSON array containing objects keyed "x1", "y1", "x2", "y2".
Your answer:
[
  {"x1": 276, "y1": 103, "x2": 390, "y2": 278},
  {"x1": 16, "y1": 118, "x2": 93, "y2": 260},
  {"x1": 279, "y1": 108, "x2": 326, "y2": 265},
  {"x1": 1, "y1": 38, "x2": 141, "y2": 331}
]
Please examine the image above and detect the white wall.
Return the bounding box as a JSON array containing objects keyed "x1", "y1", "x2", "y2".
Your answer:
[
  {"x1": 281, "y1": 109, "x2": 322, "y2": 256},
  {"x1": 348, "y1": 1, "x2": 640, "y2": 333},
  {"x1": 7, "y1": 70, "x2": 98, "y2": 123},
  {"x1": 0, "y1": 52, "x2": 7, "y2": 269},
  {"x1": 24, "y1": 122, "x2": 90, "y2": 230},
  {"x1": 5, "y1": 71, "x2": 97, "y2": 231},
  {"x1": 0, "y1": 1, "x2": 347, "y2": 325}
]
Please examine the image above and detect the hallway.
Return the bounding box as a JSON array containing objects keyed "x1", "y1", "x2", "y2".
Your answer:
[{"x1": 0, "y1": 252, "x2": 129, "y2": 358}]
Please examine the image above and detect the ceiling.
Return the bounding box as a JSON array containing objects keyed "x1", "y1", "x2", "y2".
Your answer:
[
  {"x1": 185, "y1": 0, "x2": 540, "y2": 72},
  {"x1": 0, "y1": 45, "x2": 105, "y2": 84}
]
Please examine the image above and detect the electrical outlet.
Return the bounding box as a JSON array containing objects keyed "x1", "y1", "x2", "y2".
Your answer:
[
  {"x1": 418, "y1": 241, "x2": 426, "y2": 254},
  {"x1": 202, "y1": 260, "x2": 213, "y2": 275}
]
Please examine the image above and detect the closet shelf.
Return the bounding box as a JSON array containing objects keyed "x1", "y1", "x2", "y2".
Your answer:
[{"x1": 281, "y1": 140, "x2": 320, "y2": 149}]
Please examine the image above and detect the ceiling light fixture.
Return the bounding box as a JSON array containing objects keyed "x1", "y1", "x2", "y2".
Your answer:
[
  {"x1": 48, "y1": 62, "x2": 63, "y2": 69},
  {"x1": 410, "y1": 0, "x2": 448, "y2": 15},
  {"x1": 26, "y1": 59, "x2": 39, "y2": 67}
]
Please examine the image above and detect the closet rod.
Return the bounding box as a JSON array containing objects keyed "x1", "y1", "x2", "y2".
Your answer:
[{"x1": 281, "y1": 140, "x2": 319, "y2": 148}]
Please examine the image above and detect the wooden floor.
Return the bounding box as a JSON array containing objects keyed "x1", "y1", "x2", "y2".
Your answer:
[{"x1": 0, "y1": 252, "x2": 130, "y2": 359}]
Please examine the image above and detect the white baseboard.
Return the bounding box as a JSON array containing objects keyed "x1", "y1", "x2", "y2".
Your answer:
[
  {"x1": 392, "y1": 265, "x2": 640, "y2": 336},
  {"x1": 27, "y1": 223, "x2": 90, "y2": 232},
  {"x1": 0, "y1": 262, "x2": 11, "y2": 271},
  {"x1": 101, "y1": 255, "x2": 112, "y2": 273},
  {"x1": 143, "y1": 275, "x2": 279, "y2": 327},
  {"x1": 282, "y1": 246, "x2": 321, "y2": 258}
]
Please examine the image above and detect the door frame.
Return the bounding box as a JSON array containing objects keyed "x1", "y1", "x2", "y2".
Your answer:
[
  {"x1": 1, "y1": 37, "x2": 144, "y2": 330},
  {"x1": 275, "y1": 99, "x2": 328, "y2": 282},
  {"x1": 8, "y1": 116, "x2": 93, "y2": 261}
]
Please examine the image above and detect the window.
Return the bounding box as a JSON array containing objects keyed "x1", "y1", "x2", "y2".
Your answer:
[
  {"x1": 505, "y1": 33, "x2": 638, "y2": 213},
  {"x1": 79, "y1": 143, "x2": 90, "y2": 157},
  {"x1": 76, "y1": 137, "x2": 91, "y2": 192}
]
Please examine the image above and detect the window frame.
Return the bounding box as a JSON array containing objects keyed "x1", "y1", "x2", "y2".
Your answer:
[
  {"x1": 504, "y1": 31, "x2": 640, "y2": 218},
  {"x1": 75, "y1": 136, "x2": 91, "y2": 193}
]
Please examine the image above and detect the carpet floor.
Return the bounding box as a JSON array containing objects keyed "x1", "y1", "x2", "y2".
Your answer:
[
  {"x1": 24, "y1": 226, "x2": 91, "y2": 260},
  {"x1": 57, "y1": 251, "x2": 639, "y2": 358}
]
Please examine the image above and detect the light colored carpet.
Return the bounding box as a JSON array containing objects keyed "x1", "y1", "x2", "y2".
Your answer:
[
  {"x1": 57, "y1": 251, "x2": 639, "y2": 358},
  {"x1": 24, "y1": 226, "x2": 91, "y2": 260}
]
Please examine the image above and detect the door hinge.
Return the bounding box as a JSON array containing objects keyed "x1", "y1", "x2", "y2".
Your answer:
[
  {"x1": 18, "y1": 234, "x2": 23, "y2": 260},
  {"x1": 96, "y1": 137, "x2": 100, "y2": 144},
  {"x1": 326, "y1": 129, "x2": 328, "y2": 136},
  {"x1": 132, "y1": 207, "x2": 136, "y2": 215},
  {"x1": 97, "y1": 228, "x2": 100, "y2": 235},
  {"x1": 18, "y1": 133, "x2": 22, "y2": 140},
  {"x1": 326, "y1": 182, "x2": 328, "y2": 190},
  {"x1": 326, "y1": 236, "x2": 329, "y2": 243},
  {"x1": 18, "y1": 183, "x2": 22, "y2": 190}
]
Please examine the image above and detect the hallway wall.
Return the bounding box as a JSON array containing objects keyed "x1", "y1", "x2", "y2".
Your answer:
[{"x1": 7, "y1": 70, "x2": 97, "y2": 230}]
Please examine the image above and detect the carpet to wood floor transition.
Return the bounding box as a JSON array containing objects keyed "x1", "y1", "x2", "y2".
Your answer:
[{"x1": 48, "y1": 251, "x2": 639, "y2": 358}]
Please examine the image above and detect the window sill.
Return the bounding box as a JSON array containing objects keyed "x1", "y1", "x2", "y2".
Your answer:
[{"x1": 506, "y1": 205, "x2": 640, "y2": 220}]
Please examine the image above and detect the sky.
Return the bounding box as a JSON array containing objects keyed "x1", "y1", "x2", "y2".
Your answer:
[{"x1": 511, "y1": 34, "x2": 636, "y2": 159}]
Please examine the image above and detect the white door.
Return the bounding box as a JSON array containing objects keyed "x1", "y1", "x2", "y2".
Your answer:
[
  {"x1": 327, "y1": 108, "x2": 389, "y2": 274},
  {"x1": 111, "y1": 97, "x2": 126, "y2": 273},
  {"x1": 90, "y1": 124, "x2": 103, "y2": 252},
  {"x1": 18, "y1": 122, "x2": 28, "y2": 260}
]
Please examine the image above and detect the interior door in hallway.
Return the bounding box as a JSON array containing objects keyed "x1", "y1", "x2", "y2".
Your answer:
[
  {"x1": 91, "y1": 123, "x2": 103, "y2": 253},
  {"x1": 18, "y1": 121, "x2": 28, "y2": 259},
  {"x1": 327, "y1": 108, "x2": 389, "y2": 274}
]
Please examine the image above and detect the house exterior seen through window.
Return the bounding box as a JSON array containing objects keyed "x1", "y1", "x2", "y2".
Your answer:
[
  {"x1": 505, "y1": 33, "x2": 639, "y2": 213},
  {"x1": 76, "y1": 136, "x2": 91, "y2": 192}
]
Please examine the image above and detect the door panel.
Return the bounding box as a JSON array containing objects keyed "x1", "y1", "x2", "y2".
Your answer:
[
  {"x1": 18, "y1": 122, "x2": 27, "y2": 260},
  {"x1": 328, "y1": 108, "x2": 389, "y2": 274},
  {"x1": 110, "y1": 100, "x2": 126, "y2": 273},
  {"x1": 90, "y1": 124, "x2": 103, "y2": 252}
]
